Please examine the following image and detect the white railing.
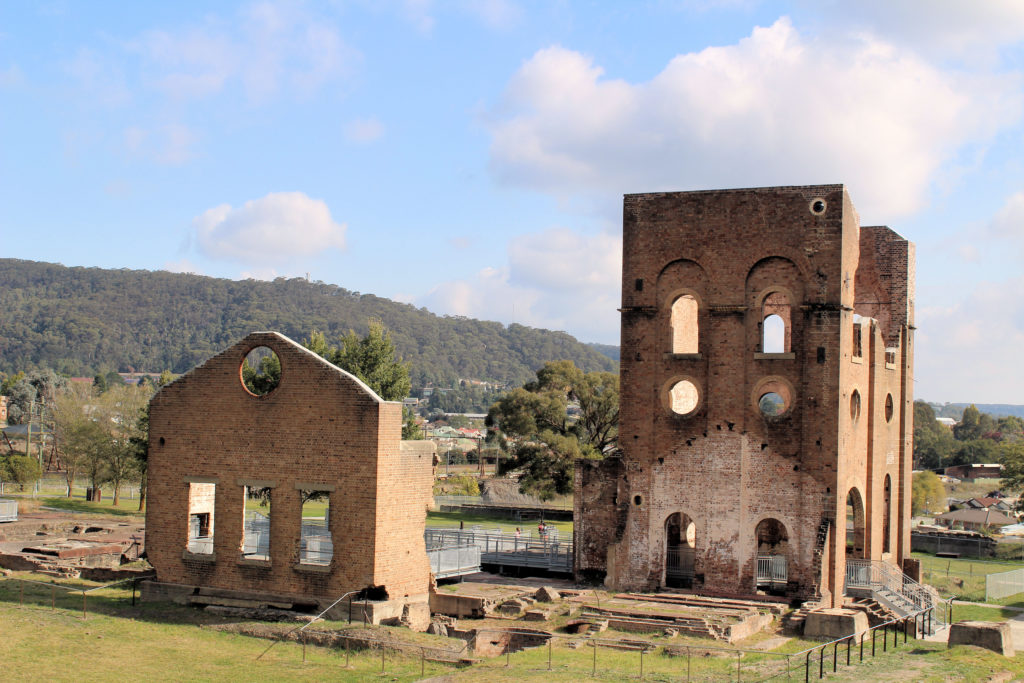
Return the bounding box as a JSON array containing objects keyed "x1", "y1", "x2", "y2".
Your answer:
[
  {"x1": 187, "y1": 536, "x2": 213, "y2": 554},
  {"x1": 756, "y1": 554, "x2": 787, "y2": 587},
  {"x1": 427, "y1": 544, "x2": 482, "y2": 578},
  {"x1": 424, "y1": 527, "x2": 572, "y2": 572},
  {"x1": 845, "y1": 559, "x2": 943, "y2": 627},
  {"x1": 0, "y1": 498, "x2": 17, "y2": 522}
]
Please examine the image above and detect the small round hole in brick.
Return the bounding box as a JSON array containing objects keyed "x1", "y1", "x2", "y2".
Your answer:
[
  {"x1": 885, "y1": 393, "x2": 894, "y2": 423},
  {"x1": 669, "y1": 380, "x2": 699, "y2": 415},
  {"x1": 634, "y1": 495, "x2": 643, "y2": 506},
  {"x1": 810, "y1": 198, "x2": 827, "y2": 215},
  {"x1": 242, "y1": 346, "x2": 280, "y2": 396},
  {"x1": 758, "y1": 392, "x2": 786, "y2": 417}
]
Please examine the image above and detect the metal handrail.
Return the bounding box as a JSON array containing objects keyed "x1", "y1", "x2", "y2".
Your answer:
[{"x1": 846, "y1": 559, "x2": 945, "y2": 629}]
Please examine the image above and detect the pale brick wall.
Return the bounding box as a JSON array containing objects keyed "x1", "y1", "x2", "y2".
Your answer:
[{"x1": 147, "y1": 331, "x2": 433, "y2": 606}]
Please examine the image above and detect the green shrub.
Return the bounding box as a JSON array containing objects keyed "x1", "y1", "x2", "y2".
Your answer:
[{"x1": 2, "y1": 454, "x2": 43, "y2": 490}]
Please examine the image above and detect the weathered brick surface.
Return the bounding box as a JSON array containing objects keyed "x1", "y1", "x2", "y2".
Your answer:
[
  {"x1": 147, "y1": 331, "x2": 433, "y2": 612},
  {"x1": 576, "y1": 186, "x2": 914, "y2": 606}
]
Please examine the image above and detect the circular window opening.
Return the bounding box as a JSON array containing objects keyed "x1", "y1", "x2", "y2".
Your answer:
[
  {"x1": 758, "y1": 392, "x2": 787, "y2": 417},
  {"x1": 810, "y1": 198, "x2": 827, "y2": 215},
  {"x1": 885, "y1": 394, "x2": 894, "y2": 423},
  {"x1": 241, "y1": 346, "x2": 280, "y2": 396},
  {"x1": 669, "y1": 380, "x2": 700, "y2": 415},
  {"x1": 633, "y1": 495, "x2": 643, "y2": 506},
  {"x1": 850, "y1": 390, "x2": 861, "y2": 422}
]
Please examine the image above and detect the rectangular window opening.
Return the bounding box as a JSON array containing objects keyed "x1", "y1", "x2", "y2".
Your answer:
[
  {"x1": 300, "y1": 490, "x2": 333, "y2": 565},
  {"x1": 852, "y1": 322, "x2": 863, "y2": 358},
  {"x1": 242, "y1": 486, "x2": 271, "y2": 561},
  {"x1": 187, "y1": 482, "x2": 216, "y2": 555}
]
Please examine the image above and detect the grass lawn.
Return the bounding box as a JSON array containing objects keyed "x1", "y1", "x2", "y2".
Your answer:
[
  {"x1": 950, "y1": 602, "x2": 1022, "y2": 622},
  {"x1": 426, "y1": 509, "x2": 573, "y2": 536},
  {"x1": 4, "y1": 570, "x2": 1024, "y2": 682},
  {"x1": 913, "y1": 551, "x2": 1023, "y2": 602},
  {"x1": 0, "y1": 575, "x2": 459, "y2": 682},
  {"x1": 33, "y1": 495, "x2": 144, "y2": 518}
]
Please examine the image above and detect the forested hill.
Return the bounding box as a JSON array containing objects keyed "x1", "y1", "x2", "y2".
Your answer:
[{"x1": 0, "y1": 258, "x2": 617, "y2": 387}]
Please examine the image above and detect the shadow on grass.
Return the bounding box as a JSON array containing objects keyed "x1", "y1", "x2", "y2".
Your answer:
[
  {"x1": 39, "y1": 497, "x2": 143, "y2": 518},
  {"x1": 0, "y1": 575, "x2": 238, "y2": 629}
]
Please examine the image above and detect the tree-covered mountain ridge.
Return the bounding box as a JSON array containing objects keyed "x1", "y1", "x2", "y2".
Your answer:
[{"x1": 0, "y1": 258, "x2": 617, "y2": 387}]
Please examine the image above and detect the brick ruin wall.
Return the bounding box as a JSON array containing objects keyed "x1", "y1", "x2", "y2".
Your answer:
[
  {"x1": 146, "y1": 332, "x2": 432, "y2": 611},
  {"x1": 576, "y1": 186, "x2": 914, "y2": 606}
]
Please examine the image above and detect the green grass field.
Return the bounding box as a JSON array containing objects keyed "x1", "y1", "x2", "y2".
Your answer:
[
  {"x1": 4, "y1": 573, "x2": 1024, "y2": 683},
  {"x1": 913, "y1": 552, "x2": 1024, "y2": 604}
]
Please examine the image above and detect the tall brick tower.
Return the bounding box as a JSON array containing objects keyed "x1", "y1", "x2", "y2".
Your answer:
[{"x1": 575, "y1": 185, "x2": 914, "y2": 606}]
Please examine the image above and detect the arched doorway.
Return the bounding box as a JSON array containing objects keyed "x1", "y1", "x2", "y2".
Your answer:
[
  {"x1": 846, "y1": 488, "x2": 865, "y2": 559},
  {"x1": 754, "y1": 518, "x2": 789, "y2": 591},
  {"x1": 882, "y1": 475, "x2": 892, "y2": 554},
  {"x1": 664, "y1": 512, "x2": 695, "y2": 588}
]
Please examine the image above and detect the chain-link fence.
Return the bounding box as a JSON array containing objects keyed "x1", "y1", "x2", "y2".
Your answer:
[{"x1": 0, "y1": 472, "x2": 143, "y2": 501}]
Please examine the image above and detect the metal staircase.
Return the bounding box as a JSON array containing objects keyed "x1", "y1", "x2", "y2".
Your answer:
[{"x1": 845, "y1": 559, "x2": 947, "y2": 634}]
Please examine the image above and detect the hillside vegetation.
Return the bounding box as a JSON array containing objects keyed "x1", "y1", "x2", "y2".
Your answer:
[{"x1": 0, "y1": 259, "x2": 615, "y2": 387}]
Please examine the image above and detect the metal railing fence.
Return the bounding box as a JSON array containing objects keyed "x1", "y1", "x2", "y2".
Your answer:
[
  {"x1": 0, "y1": 497, "x2": 17, "y2": 521},
  {"x1": 845, "y1": 558, "x2": 944, "y2": 630},
  {"x1": 757, "y1": 554, "x2": 788, "y2": 588},
  {"x1": 427, "y1": 544, "x2": 481, "y2": 578},
  {"x1": 425, "y1": 527, "x2": 572, "y2": 573},
  {"x1": 986, "y1": 567, "x2": 1024, "y2": 601}
]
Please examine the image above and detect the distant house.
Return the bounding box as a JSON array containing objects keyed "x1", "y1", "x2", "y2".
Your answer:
[
  {"x1": 934, "y1": 508, "x2": 1016, "y2": 531},
  {"x1": 0, "y1": 396, "x2": 6, "y2": 428},
  {"x1": 964, "y1": 497, "x2": 1012, "y2": 512},
  {"x1": 936, "y1": 417, "x2": 957, "y2": 429},
  {"x1": 944, "y1": 463, "x2": 1003, "y2": 481}
]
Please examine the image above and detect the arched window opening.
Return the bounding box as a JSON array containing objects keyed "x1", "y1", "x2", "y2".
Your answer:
[
  {"x1": 846, "y1": 488, "x2": 865, "y2": 559},
  {"x1": 665, "y1": 512, "x2": 696, "y2": 588},
  {"x1": 755, "y1": 518, "x2": 789, "y2": 591},
  {"x1": 671, "y1": 294, "x2": 699, "y2": 353},
  {"x1": 761, "y1": 292, "x2": 791, "y2": 353},
  {"x1": 852, "y1": 315, "x2": 864, "y2": 358},
  {"x1": 883, "y1": 475, "x2": 892, "y2": 554}
]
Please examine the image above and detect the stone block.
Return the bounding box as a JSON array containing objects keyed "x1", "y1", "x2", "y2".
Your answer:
[
  {"x1": 803, "y1": 608, "x2": 868, "y2": 640},
  {"x1": 948, "y1": 621, "x2": 1014, "y2": 657},
  {"x1": 534, "y1": 586, "x2": 561, "y2": 603}
]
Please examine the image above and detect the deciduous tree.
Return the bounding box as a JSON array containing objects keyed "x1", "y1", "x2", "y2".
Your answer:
[
  {"x1": 487, "y1": 360, "x2": 618, "y2": 500},
  {"x1": 911, "y1": 471, "x2": 947, "y2": 516}
]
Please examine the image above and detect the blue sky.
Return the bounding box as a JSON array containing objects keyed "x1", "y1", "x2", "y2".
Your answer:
[{"x1": 2, "y1": 1, "x2": 1023, "y2": 404}]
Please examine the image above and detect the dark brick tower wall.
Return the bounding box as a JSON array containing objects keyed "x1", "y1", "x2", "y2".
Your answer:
[{"x1": 575, "y1": 185, "x2": 914, "y2": 606}]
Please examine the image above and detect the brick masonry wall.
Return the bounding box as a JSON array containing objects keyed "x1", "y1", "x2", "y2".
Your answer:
[
  {"x1": 147, "y1": 331, "x2": 432, "y2": 605},
  {"x1": 581, "y1": 185, "x2": 914, "y2": 605}
]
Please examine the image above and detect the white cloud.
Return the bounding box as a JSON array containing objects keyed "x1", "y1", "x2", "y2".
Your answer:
[
  {"x1": 193, "y1": 192, "x2": 347, "y2": 265},
  {"x1": 809, "y1": 0, "x2": 1024, "y2": 62},
  {"x1": 486, "y1": 18, "x2": 1021, "y2": 218},
  {"x1": 990, "y1": 190, "x2": 1024, "y2": 246},
  {"x1": 123, "y1": 123, "x2": 197, "y2": 165},
  {"x1": 419, "y1": 227, "x2": 620, "y2": 342},
  {"x1": 461, "y1": 0, "x2": 522, "y2": 29},
  {"x1": 0, "y1": 64, "x2": 23, "y2": 87},
  {"x1": 64, "y1": 48, "x2": 131, "y2": 106},
  {"x1": 130, "y1": 2, "x2": 356, "y2": 102},
  {"x1": 916, "y1": 275, "x2": 1024, "y2": 403},
  {"x1": 344, "y1": 117, "x2": 385, "y2": 144},
  {"x1": 401, "y1": 0, "x2": 435, "y2": 34}
]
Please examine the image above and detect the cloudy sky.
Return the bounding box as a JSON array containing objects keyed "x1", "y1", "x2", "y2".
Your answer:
[{"x1": 2, "y1": 1, "x2": 1023, "y2": 404}]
